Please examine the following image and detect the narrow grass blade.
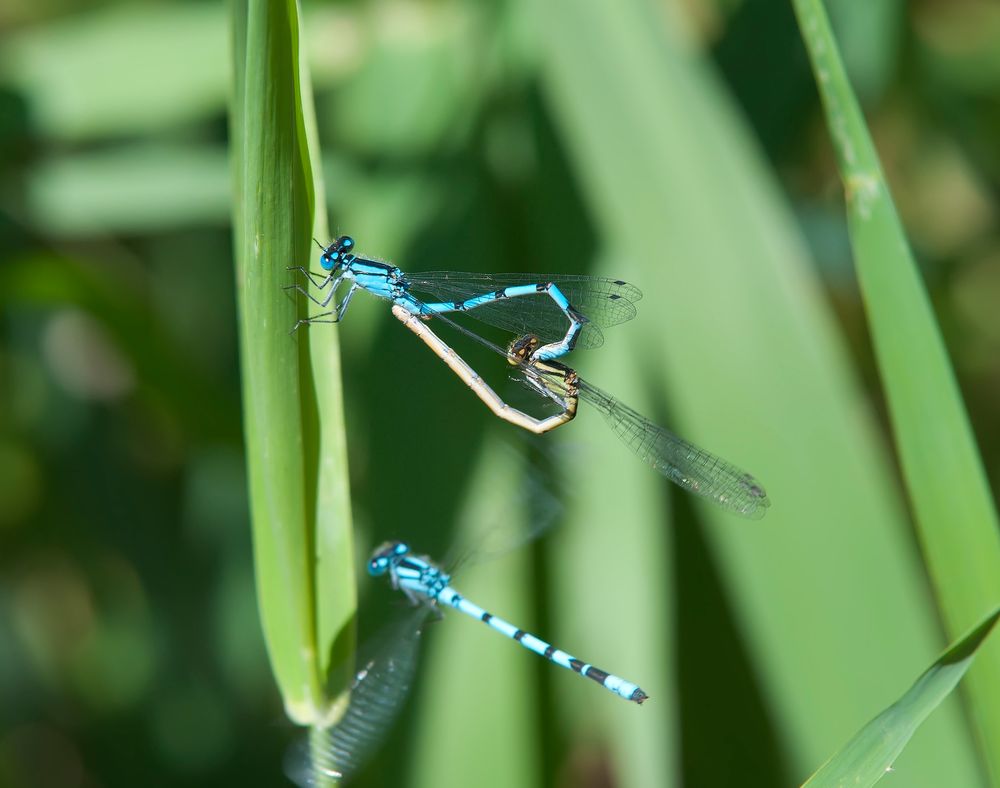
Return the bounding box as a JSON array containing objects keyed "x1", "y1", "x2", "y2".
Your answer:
[
  {"x1": 230, "y1": 0, "x2": 354, "y2": 731},
  {"x1": 805, "y1": 608, "x2": 1000, "y2": 788},
  {"x1": 792, "y1": 0, "x2": 1000, "y2": 776}
]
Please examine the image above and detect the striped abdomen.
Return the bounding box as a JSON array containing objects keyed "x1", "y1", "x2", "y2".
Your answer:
[{"x1": 436, "y1": 586, "x2": 647, "y2": 704}]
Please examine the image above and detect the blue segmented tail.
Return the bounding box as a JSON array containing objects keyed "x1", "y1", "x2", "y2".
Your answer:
[
  {"x1": 289, "y1": 538, "x2": 648, "y2": 784},
  {"x1": 368, "y1": 541, "x2": 648, "y2": 704},
  {"x1": 437, "y1": 585, "x2": 647, "y2": 703}
]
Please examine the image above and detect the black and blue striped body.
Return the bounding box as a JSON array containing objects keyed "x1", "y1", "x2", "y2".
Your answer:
[
  {"x1": 287, "y1": 235, "x2": 631, "y2": 361},
  {"x1": 368, "y1": 541, "x2": 648, "y2": 704}
]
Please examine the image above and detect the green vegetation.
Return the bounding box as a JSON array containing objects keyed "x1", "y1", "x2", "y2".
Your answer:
[
  {"x1": 231, "y1": 0, "x2": 354, "y2": 727},
  {"x1": 1, "y1": 1, "x2": 999, "y2": 786},
  {"x1": 805, "y1": 608, "x2": 1000, "y2": 788}
]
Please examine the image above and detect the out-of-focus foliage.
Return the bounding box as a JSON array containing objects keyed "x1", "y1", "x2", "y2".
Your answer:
[{"x1": 1, "y1": 0, "x2": 999, "y2": 786}]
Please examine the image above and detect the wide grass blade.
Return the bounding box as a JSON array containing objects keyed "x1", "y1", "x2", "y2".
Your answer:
[
  {"x1": 230, "y1": 0, "x2": 354, "y2": 731},
  {"x1": 805, "y1": 608, "x2": 1000, "y2": 788},
  {"x1": 792, "y1": 0, "x2": 1000, "y2": 777},
  {"x1": 539, "y1": 0, "x2": 982, "y2": 782}
]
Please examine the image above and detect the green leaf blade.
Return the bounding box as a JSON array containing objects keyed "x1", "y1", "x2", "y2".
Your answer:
[
  {"x1": 792, "y1": 1, "x2": 1000, "y2": 777},
  {"x1": 230, "y1": 0, "x2": 354, "y2": 729},
  {"x1": 805, "y1": 609, "x2": 1000, "y2": 788}
]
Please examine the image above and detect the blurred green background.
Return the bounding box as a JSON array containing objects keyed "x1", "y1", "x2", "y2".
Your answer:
[{"x1": 2, "y1": 0, "x2": 1000, "y2": 786}]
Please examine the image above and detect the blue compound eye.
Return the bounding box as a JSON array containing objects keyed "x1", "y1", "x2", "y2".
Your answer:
[
  {"x1": 368, "y1": 556, "x2": 389, "y2": 576},
  {"x1": 394, "y1": 543, "x2": 408, "y2": 555},
  {"x1": 340, "y1": 236, "x2": 354, "y2": 251},
  {"x1": 320, "y1": 251, "x2": 339, "y2": 270}
]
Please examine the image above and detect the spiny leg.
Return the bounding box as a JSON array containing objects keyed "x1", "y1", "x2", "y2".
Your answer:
[
  {"x1": 290, "y1": 311, "x2": 338, "y2": 334},
  {"x1": 521, "y1": 363, "x2": 578, "y2": 411},
  {"x1": 335, "y1": 283, "x2": 359, "y2": 321},
  {"x1": 284, "y1": 283, "x2": 337, "y2": 309},
  {"x1": 288, "y1": 283, "x2": 358, "y2": 333},
  {"x1": 284, "y1": 270, "x2": 345, "y2": 309},
  {"x1": 286, "y1": 266, "x2": 337, "y2": 290}
]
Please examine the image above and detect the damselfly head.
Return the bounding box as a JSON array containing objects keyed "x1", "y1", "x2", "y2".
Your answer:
[
  {"x1": 319, "y1": 235, "x2": 356, "y2": 272},
  {"x1": 507, "y1": 334, "x2": 540, "y2": 365},
  {"x1": 368, "y1": 540, "x2": 409, "y2": 576}
]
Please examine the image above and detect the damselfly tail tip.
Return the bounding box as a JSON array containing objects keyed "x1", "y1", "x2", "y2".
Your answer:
[{"x1": 631, "y1": 688, "x2": 649, "y2": 704}]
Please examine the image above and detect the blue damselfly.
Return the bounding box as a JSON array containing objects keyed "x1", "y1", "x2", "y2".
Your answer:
[
  {"x1": 286, "y1": 235, "x2": 641, "y2": 361},
  {"x1": 290, "y1": 541, "x2": 648, "y2": 785}
]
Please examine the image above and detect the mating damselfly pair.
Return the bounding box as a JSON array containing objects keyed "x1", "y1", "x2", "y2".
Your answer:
[
  {"x1": 284, "y1": 235, "x2": 769, "y2": 784},
  {"x1": 288, "y1": 235, "x2": 770, "y2": 519}
]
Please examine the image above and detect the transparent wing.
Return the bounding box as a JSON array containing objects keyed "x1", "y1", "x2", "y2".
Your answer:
[
  {"x1": 286, "y1": 609, "x2": 430, "y2": 786},
  {"x1": 407, "y1": 272, "x2": 642, "y2": 351},
  {"x1": 414, "y1": 313, "x2": 769, "y2": 519},
  {"x1": 575, "y1": 378, "x2": 770, "y2": 519},
  {"x1": 442, "y1": 454, "x2": 564, "y2": 577}
]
